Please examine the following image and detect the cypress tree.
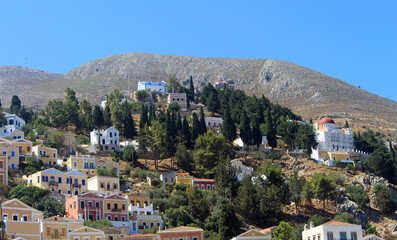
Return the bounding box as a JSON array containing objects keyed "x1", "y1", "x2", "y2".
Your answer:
[
  {"x1": 10, "y1": 95, "x2": 21, "y2": 114},
  {"x1": 139, "y1": 104, "x2": 148, "y2": 129},
  {"x1": 148, "y1": 105, "x2": 153, "y2": 126},
  {"x1": 123, "y1": 102, "x2": 136, "y2": 138},
  {"x1": 222, "y1": 108, "x2": 236, "y2": 142},
  {"x1": 252, "y1": 115, "x2": 262, "y2": 148},
  {"x1": 92, "y1": 105, "x2": 104, "y2": 129},
  {"x1": 218, "y1": 203, "x2": 240, "y2": 240},
  {"x1": 182, "y1": 116, "x2": 191, "y2": 148},
  {"x1": 188, "y1": 76, "x2": 195, "y2": 103},
  {"x1": 192, "y1": 112, "x2": 200, "y2": 142},
  {"x1": 103, "y1": 105, "x2": 112, "y2": 128},
  {"x1": 266, "y1": 110, "x2": 277, "y2": 148},
  {"x1": 177, "y1": 113, "x2": 182, "y2": 133},
  {"x1": 199, "y1": 107, "x2": 207, "y2": 135},
  {"x1": 239, "y1": 111, "x2": 252, "y2": 149}
]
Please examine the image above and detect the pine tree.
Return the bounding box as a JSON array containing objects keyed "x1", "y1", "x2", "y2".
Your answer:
[
  {"x1": 139, "y1": 104, "x2": 148, "y2": 129},
  {"x1": 10, "y1": 95, "x2": 21, "y2": 114},
  {"x1": 239, "y1": 112, "x2": 252, "y2": 149},
  {"x1": 64, "y1": 88, "x2": 80, "y2": 127},
  {"x1": 123, "y1": 102, "x2": 136, "y2": 138},
  {"x1": 175, "y1": 142, "x2": 193, "y2": 172},
  {"x1": 148, "y1": 105, "x2": 154, "y2": 126},
  {"x1": 199, "y1": 107, "x2": 207, "y2": 135},
  {"x1": 222, "y1": 108, "x2": 236, "y2": 142},
  {"x1": 266, "y1": 110, "x2": 277, "y2": 148},
  {"x1": 92, "y1": 105, "x2": 104, "y2": 129},
  {"x1": 218, "y1": 203, "x2": 240, "y2": 240}
]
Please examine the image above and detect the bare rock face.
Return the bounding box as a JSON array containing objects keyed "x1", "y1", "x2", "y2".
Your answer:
[{"x1": 336, "y1": 190, "x2": 368, "y2": 228}]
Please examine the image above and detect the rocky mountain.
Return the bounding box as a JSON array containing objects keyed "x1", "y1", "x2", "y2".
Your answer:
[{"x1": 1, "y1": 53, "x2": 396, "y2": 133}]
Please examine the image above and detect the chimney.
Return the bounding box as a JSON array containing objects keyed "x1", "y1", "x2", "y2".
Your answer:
[
  {"x1": 310, "y1": 222, "x2": 315, "y2": 229},
  {"x1": 304, "y1": 224, "x2": 309, "y2": 230}
]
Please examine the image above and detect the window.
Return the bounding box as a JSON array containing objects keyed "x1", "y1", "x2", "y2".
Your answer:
[
  {"x1": 201, "y1": 185, "x2": 204, "y2": 190},
  {"x1": 351, "y1": 232, "x2": 357, "y2": 240},
  {"x1": 23, "y1": 215, "x2": 28, "y2": 221},
  {"x1": 212, "y1": 185, "x2": 215, "y2": 190},
  {"x1": 74, "y1": 161, "x2": 77, "y2": 167},
  {"x1": 1, "y1": 151, "x2": 5, "y2": 155},
  {"x1": 107, "y1": 203, "x2": 111, "y2": 209},
  {"x1": 193, "y1": 237, "x2": 199, "y2": 240},
  {"x1": 177, "y1": 98, "x2": 180, "y2": 101},
  {"x1": 11, "y1": 151, "x2": 15, "y2": 157},
  {"x1": 181, "y1": 98, "x2": 184, "y2": 101},
  {"x1": 121, "y1": 216, "x2": 125, "y2": 221},
  {"x1": 108, "y1": 216, "x2": 112, "y2": 220},
  {"x1": 0, "y1": 161, "x2": 3, "y2": 169},
  {"x1": 59, "y1": 190, "x2": 62, "y2": 194},
  {"x1": 317, "y1": 234, "x2": 321, "y2": 240},
  {"x1": 122, "y1": 204, "x2": 125, "y2": 210},
  {"x1": 12, "y1": 214, "x2": 18, "y2": 221},
  {"x1": 88, "y1": 201, "x2": 93, "y2": 207},
  {"x1": 207, "y1": 185, "x2": 211, "y2": 190},
  {"x1": 114, "y1": 203, "x2": 118, "y2": 209},
  {"x1": 114, "y1": 184, "x2": 117, "y2": 189},
  {"x1": 74, "y1": 201, "x2": 76, "y2": 209},
  {"x1": 27, "y1": 146, "x2": 31, "y2": 152},
  {"x1": 340, "y1": 232, "x2": 347, "y2": 240},
  {"x1": 54, "y1": 153, "x2": 56, "y2": 158},
  {"x1": 101, "y1": 183, "x2": 104, "y2": 188},
  {"x1": 327, "y1": 233, "x2": 333, "y2": 240},
  {"x1": 2, "y1": 214, "x2": 7, "y2": 220},
  {"x1": 96, "y1": 202, "x2": 100, "y2": 207},
  {"x1": 81, "y1": 201, "x2": 85, "y2": 208},
  {"x1": 82, "y1": 180, "x2": 86, "y2": 185}
]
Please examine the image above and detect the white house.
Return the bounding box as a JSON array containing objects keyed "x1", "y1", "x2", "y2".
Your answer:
[
  {"x1": 90, "y1": 127, "x2": 120, "y2": 152},
  {"x1": 230, "y1": 159, "x2": 253, "y2": 181},
  {"x1": 0, "y1": 112, "x2": 26, "y2": 138},
  {"x1": 205, "y1": 117, "x2": 223, "y2": 128},
  {"x1": 138, "y1": 81, "x2": 167, "y2": 92},
  {"x1": 302, "y1": 220, "x2": 364, "y2": 240}
]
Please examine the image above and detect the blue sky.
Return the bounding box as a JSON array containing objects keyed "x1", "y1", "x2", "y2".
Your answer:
[{"x1": 1, "y1": 1, "x2": 396, "y2": 101}]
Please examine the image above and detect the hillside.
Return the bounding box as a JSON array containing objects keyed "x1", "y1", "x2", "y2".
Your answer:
[{"x1": 1, "y1": 53, "x2": 396, "y2": 135}]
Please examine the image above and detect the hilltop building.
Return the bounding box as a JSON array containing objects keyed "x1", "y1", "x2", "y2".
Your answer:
[
  {"x1": 205, "y1": 117, "x2": 223, "y2": 129},
  {"x1": 90, "y1": 127, "x2": 120, "y2": 153},
  {"x1": 138, "y1": 81, "x2": 167, "y2": 93},
  {"x1": 167, "y1": 93, "x2": 187, "y2": 108},
  {"x1": 215, "y1": 81, "x2": 235, "y2": 90},
  {"x1": 311, "y1": 117, "x2": 370, "y2": 166},
  {"x1": 0, "y1": 112, "x2": 26, "y2": 138}
]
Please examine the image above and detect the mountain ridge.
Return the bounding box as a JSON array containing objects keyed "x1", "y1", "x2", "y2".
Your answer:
[{"x1": 0, "y1": 53, "x2": 396, "y2": 134}]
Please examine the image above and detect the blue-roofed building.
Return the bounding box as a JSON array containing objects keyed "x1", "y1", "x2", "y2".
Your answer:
[
  {"x1": 137, "y1": 81, "x2": 167, "y2": 92},
  {"x1": 27, "y1": 168, "x2": 88, "y2": 196}
]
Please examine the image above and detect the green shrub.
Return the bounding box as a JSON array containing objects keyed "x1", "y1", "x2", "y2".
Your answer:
[
  {"x1": 328, "y1": 172, "x2": 346, "y2": 186},
  {"x1": 76, "y1": 134, "x2": 90, "y2": 144},
  {"x1": 333, "y1": 212, "x2": 359, "y2": 224},
  {"x1": 345, "y1": 185, "x2": 369, "y2": 208}
]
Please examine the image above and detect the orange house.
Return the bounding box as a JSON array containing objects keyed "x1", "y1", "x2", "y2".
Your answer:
[{"x1": 156, "y1": 226, "x2": 204, "y2": 240}]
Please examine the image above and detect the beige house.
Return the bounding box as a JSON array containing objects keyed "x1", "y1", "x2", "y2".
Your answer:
[
  {"x1": 0, "y1": 142, "x2": 19, "y2": 170},
  {"x1": 11, "y1": 138, "x2": 32, "y2": 156},
  {"x1": 87, "y1": 176, "x2": 120, "y2": 196},
  {"x1": 167, "y1": 93, "x2": 187, "y2": 108},
  {"x1": 0, "y1": 153, "x2": 8, "y2": 194},
  {"x1": 231, "y1": 229, "x2": 271, "y2": 240},
  {"x1": 302, "y1": 221, "x2": 364, "y2": 240},
  {"x1": 68, "y1": 226, "x2": 105, "y2": 240},
  {"x1": 32, "y1": 145, "x2": 58, "y2": 167},
  {"x1": 1, "y1": 198, "x2": 43, "y2": 240},
  {"x1": 27, "y1": 168, "x2": 88, "y2": 196},
  {"x1": 10, "y1": 129, "x2": 25, "y2": 140},
  {"x1": 43, "y1": 216, "x2": 84, "y2": 240},
  {"x1": 96, "y1": 159, "x2": 119, "y2": 176}
]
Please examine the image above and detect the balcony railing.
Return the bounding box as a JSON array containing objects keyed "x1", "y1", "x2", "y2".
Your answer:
[
  {"x1": 49, "y1": 180, "x2": 58, "y2": 186},
  {"x1": 50, "y1": 233, "x2": 66, "y2": 238},
  {"x1": 112, "y1": 208, "x2": 122, "y2": 212},
  {"x1": 72, "y1": 183, "x2": 81, "y2": 188}
]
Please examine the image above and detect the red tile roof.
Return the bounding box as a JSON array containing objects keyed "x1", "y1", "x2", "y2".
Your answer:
[
  {"x1": 120, "y1": 234, "x2": 154, "y2": 238},
  {"x1": 260, "y1": 226, "x2": 277, "y2": 233},
  {"x1": 324, "y1": 220, "x2": 354, "y2": 226},
  {"x1": 159, "y1": 226, "x2": 204, "y2": 233}
]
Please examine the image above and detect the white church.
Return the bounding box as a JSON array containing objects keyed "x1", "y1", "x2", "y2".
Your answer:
[{"x1": 311, "y1": 117, "x2": 369, "y2": 166}]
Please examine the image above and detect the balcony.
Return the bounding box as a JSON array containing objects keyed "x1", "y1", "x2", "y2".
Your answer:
[
  {"x1": 72, "y1": 183, "x2": 81, "y2": 188},
  {"x1": 49, "y1": 180, "x2": 58, "y2": 186},
  {"x1": 50, "y1": 233, "x2": 65, "y2": 239},
  {"x1": 40, "y1": 154, "x2": 50, "y2": 158},
  {"x1": 112, "y1": 208, "x2": 122, "y2": 212}
]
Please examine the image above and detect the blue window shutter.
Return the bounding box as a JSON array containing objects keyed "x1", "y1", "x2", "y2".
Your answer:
[
  {"x1": 38, "y1": 176, "x2": 40, "y2": 183},
  {"x1": 42, "y1": 176, "x2": 45, "y2": 181},
  {"x1": 59, "y1": 177, "x2": 62, "y2": 183},
  {"x1": 82, "y1": 180, "x2": 85, "y2": 185},
  {"x1": 67, "y1": 178, "x2": 69, "y2": 184}
]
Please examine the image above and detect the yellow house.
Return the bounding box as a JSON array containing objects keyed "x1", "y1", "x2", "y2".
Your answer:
[
  {"x1": 104, "y1": 194, "x2": 129, "y2": 226},
  {"x1": 125, "y1": 192, "x2": 150, "y2": 208},
  {"x1": 231, "y1": 229, "x2": 272, "y2": 240},
  {"x1": 96, "y1": 159, "x2": 119, "y2": 176},
  {"x1": 174, "y1": 169, "x2": 193, "y2": 185},
  {"x1": 67, "y1": 154, "x2": 97, "y2": 175},
  {"x1": 27, "y1": 168, "x2": 88, "y2": 196},
  {"x1": 11, "y1": 138, "x2": 32, "y2": 156},
  {"x1": 67, "y1": 155, "x2": 119, "y2": 176},
  {"x1": 328, "y1": 151, "x2": 351, "y2": 161},
  {"x1": 68, "y1": 226, "x2": 105, "y2": 240},
  {"x1": 1, "y1": 198, "x2": 43, "y2": 240},
  {"x1": 0, "y1": 142, "x2": 19, "y2": 170},
  {"x1": 0, "y1": 153, "x2": 9, "y2": 194},
  {"x1": 43, "y1": 216, "x2": 84, "y2": 240},
  {"x1": 32, "y1": 145, "x2": 58, "y2": 167},
  {"x1": 10, "y1": 129, "x2": 25, "y2": 140}
]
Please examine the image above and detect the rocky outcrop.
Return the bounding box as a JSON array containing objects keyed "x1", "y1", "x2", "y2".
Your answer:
[{"x1": 335, "y1": 190, "x2": 368, "y2": 227}]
